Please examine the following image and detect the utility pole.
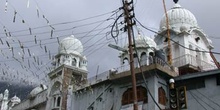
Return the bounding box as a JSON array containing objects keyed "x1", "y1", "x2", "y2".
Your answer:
[
  {"x1": 163, "y1": 0, "x2": 172, "y2": 65},
  {"x1": 122, "y1": 0, "x2": 138, "y2": 110}
]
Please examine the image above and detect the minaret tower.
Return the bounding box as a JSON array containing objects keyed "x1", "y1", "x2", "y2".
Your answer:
[
  {"x1": 1, "y1": 89, "x2": 9, "y2": 110},
  {"x1": 46, "y1": 35, "x2": 88, "y2": 110},
  {"x1": 154, "y1": 1, "x2": 216, "y2": 75}
]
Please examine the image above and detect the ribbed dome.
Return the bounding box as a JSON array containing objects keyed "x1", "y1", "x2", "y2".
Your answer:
[
  {"x1": 58, "y1": 35, "x2": 83, "y2": 55},
  {"x1": 134, "y1": 35, "x2": 157, "y2": 49},
  {"x1": 160, "y1": 4, "x2": 198, "y2": 32}
]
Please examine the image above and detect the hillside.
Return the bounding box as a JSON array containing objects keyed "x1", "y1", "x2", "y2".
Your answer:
[{"x1": 0, "y1": 81, "x2": 34, "y2": 101}]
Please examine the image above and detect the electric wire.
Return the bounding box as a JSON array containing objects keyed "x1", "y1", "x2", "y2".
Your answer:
[
  {"x1": 0, "y1": 9, "x2": 119, "y2": 35},
  {"x1": 0, "y1": 7, "x2": 124, "y2": 87},
  {"x1": 0, "y1": 28, "x2": 112, "y2": 51},
  {"x1": 131, "y1": 26, "x2": 162, "y2": 110},
  {"x1": 188, "y1": 91, "x2": 208, "y2": 110},
  {"x1": 190, "y1": 91, "x2": 216, "y2": 110},
  {"x1": 60, "y1": 10, "x2": 121, "y2": 56},
  {"x1": 195, "y1": 89, "x2": 220, "y2": 108},
  {"x1": 0, "y1": 19, "x2": 111, "y2": 39},
  {"x1": 6, "y1": 1, "x2": 31, "y2": 28},
  {"x1": 134, "y1": 17, "x2": 220, "y2": 55}
]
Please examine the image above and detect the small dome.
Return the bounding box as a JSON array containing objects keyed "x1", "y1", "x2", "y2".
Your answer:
[
  {"x1": 58, "y1": 35, "x2": 83, "y2": 55},
  {"x1": 11, "y1": 95, "x2": 21, "y2": 104},
  {"x1": 159, "y1": 4, "x2": 198, "y2": 32},
  {"x1": 29, "y1": 84, "x2": 47, "y2": 98},
  {"x1": 134, "y1": 35, "x2": 157, "y2": 49}
]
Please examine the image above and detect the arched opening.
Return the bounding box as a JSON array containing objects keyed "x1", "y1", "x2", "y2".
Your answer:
[
  {"x1": 133, "y1": 54, "x2": 139, "y2": 68},
  {"x1": 122, "y1": 57, "x2": 129, "y2": 71},
  {"x1": 121, "y1": 86, "x2": 147, "y2": 105},
  {"x1": 158, "y1": 87, "x2": 166, "y2": 105},
  {"x1": 57, "y1": 58, "x2": 60, "y2": 66},
  {"x1": 140, "y1": 52, "x2": 147, "y2": 66},
  {"x1": 123, "y1": 57, "x2": 129, "y2": 65},
  {"x1": 149, "y1": 52, "x2": 154, "y2": 64},
  {"x1": 72, "y1": 58, "x2": 77, "y2": 66},
  {"x1": 57, "y1": 96, "x2": 61, "y2": 107},
  {"x1": 50, "y1": 81, "x2": 62, "y2": 108}
]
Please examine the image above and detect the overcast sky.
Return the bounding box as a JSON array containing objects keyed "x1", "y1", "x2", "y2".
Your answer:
[{"x1": 0, "y1": 0, "x2": 219, "y2": 86}]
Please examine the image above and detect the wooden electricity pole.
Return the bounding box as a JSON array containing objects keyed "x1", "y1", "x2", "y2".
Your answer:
[
  {"x1": 123, "y1": 0, "x2": 138, "y2": 110},
  {"x1": 163, "y1": 0, "x2": 172, "y2": 65}
]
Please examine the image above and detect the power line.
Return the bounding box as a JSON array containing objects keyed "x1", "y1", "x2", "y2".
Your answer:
[
  {"x1": 195, "y1": 89, "x2": 220, "y2": 108},
  {"x1": 0, "y1": 19, "x2": 111, "y2": 38},
  {"x1": 0, "y1": 6, "x2": 122, "y2": 87},
  {"x1": 0, "y1": 9, "x2": 119, "y2": 35},
  {"x1": 61, "y1": 11, "x2": 120, "y2": 54},
  {"x1": 189, "y1": 91, "x2": 208, "y2": 110},
  {"x1": 134, "y1": 17, "x2": 220, "y2": 55},
  {"x1": 131, "y1": 25, "x2": 162, "y2": 110},
  {"x1": 191, "y1": 91, "x2": 215, "y2": 110}
]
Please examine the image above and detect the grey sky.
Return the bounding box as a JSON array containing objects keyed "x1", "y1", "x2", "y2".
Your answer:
[{"x1": 0, "y1": 0, "x2": 219, "y2": 85}]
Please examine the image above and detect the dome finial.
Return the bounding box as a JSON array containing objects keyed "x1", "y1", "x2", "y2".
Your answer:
[{"x1": 173, "y1": 0, "x2": 178, "y2": 4}]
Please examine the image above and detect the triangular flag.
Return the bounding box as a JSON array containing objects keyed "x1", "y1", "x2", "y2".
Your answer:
[
  {"x1": 5, "y1": 0, "x2": 8, "y2": 13},
  {"x1": 27, "y1": 0, "x2": 30, "y2": 8}
]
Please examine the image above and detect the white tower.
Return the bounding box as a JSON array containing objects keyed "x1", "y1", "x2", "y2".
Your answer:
[
  {"x1": 120, "y1": 34, "x2": 157, "y2": 68},
  {"x1": 52, "y1": 35, "x2": 87, "y2": 71},
  {"x1": 1, "y1": 89, "x2": 9, "y2": 110},
  {"x1": 47, "y1": 35, "x2": 88, "y2": 110},
  {"x1": 155, "y1": 3, "x2": 216, "y2": 74}
]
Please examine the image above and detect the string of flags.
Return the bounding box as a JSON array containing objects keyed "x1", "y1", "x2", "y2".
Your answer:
[{"x1": 0, "y1": 0, "x2": 118, "y2": 87}]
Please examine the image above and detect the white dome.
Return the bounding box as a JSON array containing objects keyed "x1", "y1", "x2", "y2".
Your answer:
[
  {"x1": 11, "y1": 95, "x2": 21, "y2": 104},
  {"x1": 29, "y1": 84, "x2": 47, "y2": 98},
  {"x1": 159, "y1": 4, "x2": 198, "y2": 32},
  {"x1": 134, "y1": 35, "x2": 157, "y2": 49},
  {"x1": 58, "y1": 35, "x2": 83, "y2": 55}
]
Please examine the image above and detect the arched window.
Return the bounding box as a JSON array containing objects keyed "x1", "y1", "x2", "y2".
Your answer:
[
  {"x1": 50, "y1": 81, "x2": 62, "y2": 108},
  {"x1": 57, "y1": 96, "x2": 61, "y2": 107},
  {"x1": 123, "y1": 58, "x2": 129, "y2": 65},
  {"x1": 158, "y1": 87, "x2": 166, "y2": 105},
  {"x1": 133, "y1": 54, "x2": 139, "y2": 68},
  {"x1": 72, "y1": 58, "x2": 77, "y2": 66},
  {"x1": 122, "y1": 86, "x2": 147, "y2": 105},
  {"x1": 149, "y1": 52, "x2": 154, "y2": 64},
  {"x1": 140, "y1": 52, "x2": 147, "y2": 66}
]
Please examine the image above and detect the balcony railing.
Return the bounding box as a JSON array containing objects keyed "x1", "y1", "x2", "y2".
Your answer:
[
  {"x1": 86, "y1": 56, "x2": 173, "y2": 86},
  {"x1": 115, "y1": 56, "x2": 172, "y2": 73},
  {"x1": 172, "y1": 54, "x2": 216, "y2": 71}
]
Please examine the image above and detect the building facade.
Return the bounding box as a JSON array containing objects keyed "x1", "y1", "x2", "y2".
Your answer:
[{"x1": 12, "y1": 2, "x2": 219, "y2": 110}]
